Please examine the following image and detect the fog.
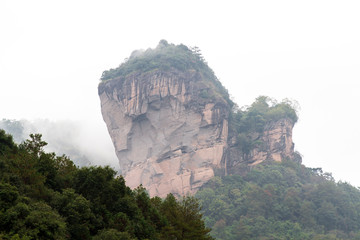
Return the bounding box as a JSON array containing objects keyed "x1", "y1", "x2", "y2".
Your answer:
[
  {"x1": 0, "y1": 118, "x2": 119, "y2": 171},
  {"x1": 1, "y1": 1, "x2": 360, "y2": 186}
]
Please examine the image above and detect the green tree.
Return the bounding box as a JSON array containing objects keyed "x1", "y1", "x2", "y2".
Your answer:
[
  {"x1": 161, "y1": 194, "x2": 214, "y2": 240},
  {"x1": 0, "y1": 182, "x2": 19, "y2": 211},
  {"x1": 0, "y1": 129, "x2": 17, "y2": 155},
  {"x1": 19, "y1": 134, "x2": 47, "y2": 158},
  {"x1": 24, "y1": 202, "x2": 67, "y2": 239},
  {"x1": 51, "y1": 188, "x2": 94, "y2": 239},
  {"x1": 0, "y1": 131, "x2": 212, "y2": 239},
  {"x1": 197, "y1": 160, "x2": 360, "y2": 239},
  {"x1": 93, "y1": 229, "x2": 134, "y2": 240},
  {"x1": 1, "y1": 201, "x2": 67, "y2": 240}
]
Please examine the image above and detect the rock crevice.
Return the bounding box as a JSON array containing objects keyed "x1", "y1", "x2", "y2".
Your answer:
[
  {"x1": 99, "y1": 44, "x2": 297, "y2": 197},
  {"x1": 99, "y1": 70, "x2": 229, "y2": 197}
]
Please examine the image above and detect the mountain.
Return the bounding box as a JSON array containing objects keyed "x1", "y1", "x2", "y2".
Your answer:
[{"x1": 98, "y1": 40, "x2": 299, "y2": 197}]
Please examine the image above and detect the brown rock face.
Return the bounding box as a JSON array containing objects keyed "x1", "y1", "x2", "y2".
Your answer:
[
  {"x1": 99, "y1": 70, "x2": 229, "y2": 197},
  {"x1": 99, "y1": 67, "x2": 298, "y2": 197},
  {"x1": 225, "y1": 118, "x2": 295, "y2": 175}
]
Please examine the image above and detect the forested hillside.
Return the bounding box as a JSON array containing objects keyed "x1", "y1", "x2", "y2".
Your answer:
[
  {"x1": 196, "y1": 160, "x2": 360, "y2": 239},
  {"x1": 0, "y1": 130, "x2": 212, "y2": 240},
  {"x1": 3, "y1": 115, "x2": 360, "y2": 240}
]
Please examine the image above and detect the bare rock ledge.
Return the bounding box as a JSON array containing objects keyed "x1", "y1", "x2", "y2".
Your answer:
[{"x1": 99, "y1": 70, "x2": 296, "y2": 197}]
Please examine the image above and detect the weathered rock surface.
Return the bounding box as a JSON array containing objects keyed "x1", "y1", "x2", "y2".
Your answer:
[
  {"x1": 98, "y1": 41, "x2": 298, "y2": 197},
  {"x1": 99, "y1": 70, "x2": 229, "y2": 197},
  {"x1": 225, "y1": 118, "x2": 295, "y2": 175}
]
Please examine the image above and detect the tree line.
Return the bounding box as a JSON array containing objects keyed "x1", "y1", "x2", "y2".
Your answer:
[
  {"x1": 0, "y1": 130, "x2": 212, "y2": 240},
  {"x1": 196, "y1": 160, "x2": 360, "y2": 239}
]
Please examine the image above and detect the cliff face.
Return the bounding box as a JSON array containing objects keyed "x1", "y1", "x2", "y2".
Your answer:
[
  {"x1": 99, "y1": 69, "x2": 229, "y2": 197},
  {"x1": 98, "y1": 41, "x2": 298, "y2": 197},
  {"x1": 225, "y1": 118, "x2": 295, "y2": 175}
]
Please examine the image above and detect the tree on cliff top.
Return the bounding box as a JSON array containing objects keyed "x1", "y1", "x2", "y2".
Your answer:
[
  {"x1": 100, "y1": 40, "x2": 233, "y2": 106},
  {"x1": 228, "y1": 96, "x2": 299, "y2": 155},
  {"x1": 100, "y1": 40, "x2": 211, "y2": 81}
]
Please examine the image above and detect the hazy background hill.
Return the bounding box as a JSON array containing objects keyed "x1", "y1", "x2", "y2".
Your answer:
[
  {"x1": 1, "y1": 1, "x2": 359, "y2": 186},
  {"x1": 0, "y1": 118, "x2": 118, "y2": 170}
]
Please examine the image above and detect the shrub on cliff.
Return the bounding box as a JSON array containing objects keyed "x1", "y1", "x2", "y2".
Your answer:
[
  {"x1": 101, "y1": 40, "x2": 210, "y2": 80},
  {"x1": 100, "y1": 40, "x2": 233, "y2": 107},
  {"x1": 228, "y1": 96, "x2": 298, "y2": 154}
]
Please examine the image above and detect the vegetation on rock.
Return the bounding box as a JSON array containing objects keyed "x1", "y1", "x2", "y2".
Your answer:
[
  {"x1": 4, "y1": 39, "x2": 356, "y2": 239},
  {"x1": 101, "y1": 40, "x2": 211, "y2": 81},
  {"x1": 100, "y1": 40, "x2": 233, "y2": 106},
  {"x1": 0, "y1": 129, "x2": 212, "y2": 239},
  {"x1": 228, "y1": 96, "x2": 298, "y2": 155}
]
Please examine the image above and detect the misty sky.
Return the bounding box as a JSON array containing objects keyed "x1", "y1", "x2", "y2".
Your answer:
[{"x1": 1, "y1": 1, "x2": 360, "y2": 186}]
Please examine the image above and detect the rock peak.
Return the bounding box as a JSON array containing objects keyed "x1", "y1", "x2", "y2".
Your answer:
[{"x1": 99, "y1": 41, "x2": 298, "y2": 197}]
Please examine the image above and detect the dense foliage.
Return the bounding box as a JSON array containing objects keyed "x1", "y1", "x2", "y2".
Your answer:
[
  {"x1": 101, "y1": 40, "x2": 211, "y2": 81},
  {"x1": 228, "y1": 96, "x2": 298, "y2": 155},
  {"x1": 100, "y1": 40, "x2": 232, "y2": 106},
  {"x1": 0, "y1": 129, "x2": 212, "y2": 239},
  {"x1": 196, "y1": 160, "x2": 360, "y2": 239}
]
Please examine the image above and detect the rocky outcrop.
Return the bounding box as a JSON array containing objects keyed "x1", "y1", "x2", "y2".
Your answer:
[
  {"x1": 99, "y1": 70, "x2": 229, "y2": 197},
  {"x1": 98, "y1": 41, "x2": 298, "y2": 197},
  {"x1": 225, "y1": 118, "x2": 295, "y2": 175}
]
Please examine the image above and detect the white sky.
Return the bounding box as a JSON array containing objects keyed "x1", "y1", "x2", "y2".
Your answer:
[{"x1": 1, "y1": 1, "x2": 360, "y2": 185}]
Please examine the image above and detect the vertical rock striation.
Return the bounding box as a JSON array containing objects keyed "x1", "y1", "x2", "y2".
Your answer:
[
  {"x1": 98, "y1": 41, "x2": 298, "y2": 197},
  {"x1": 225, "y1": 118, "x2": 296, "y2": 175},
  {"x1": 99, "y1": 69, "x2": 229, "y2": 197}
]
